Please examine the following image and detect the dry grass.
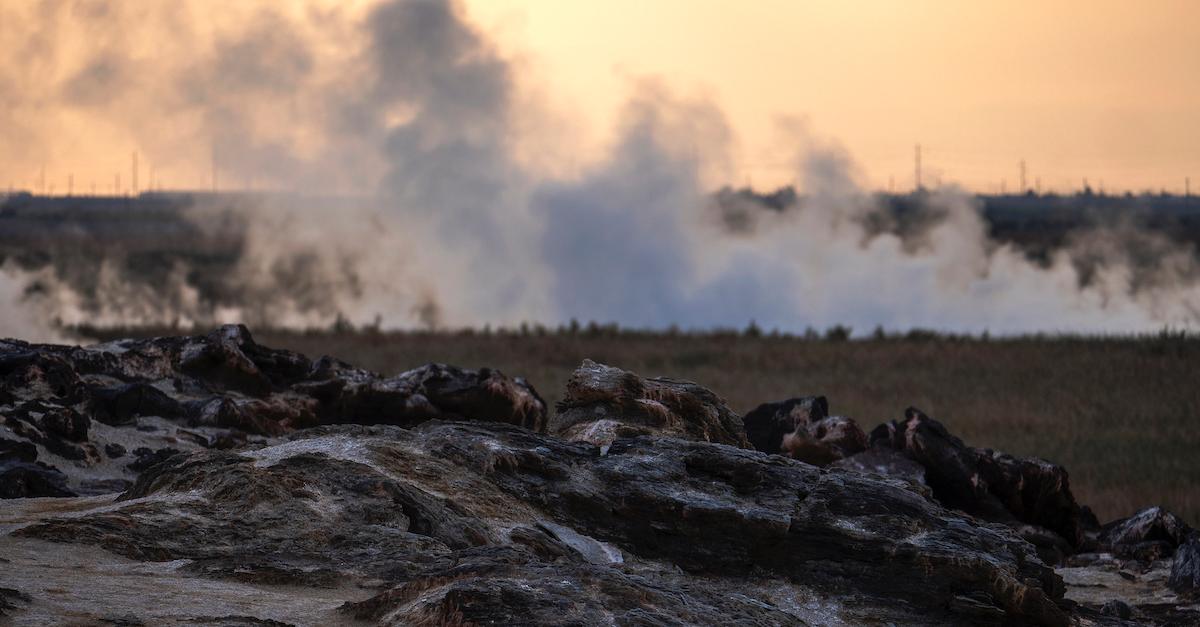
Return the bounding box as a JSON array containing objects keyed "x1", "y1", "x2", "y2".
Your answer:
[{"x1": 84, "y1": 327, "x2": 1200, "y2": 526}]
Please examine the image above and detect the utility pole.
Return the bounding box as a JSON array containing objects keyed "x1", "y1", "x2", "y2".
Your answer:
[
  {"x1": 914, "y1": 144, "x2": 922, "y2": 191},
  {"x1": 1186, "y1": 176, "x2": 1190, "y2": 199},
  {"x1": 131, "y1": 151, "x2": 138, "y2": 195},
  {"x1": 1001, "y1": 179, "x2": 1006, "y2": 195},
  {"x1": 1019, "y1": 159, "x2": 1026, "y2": 193},
  {"x1": 1036, "y1": 177, "x2": 1042, "y2": 195},
  {"x1": 39, "y1": 164, "x2": 45, "y2": 195}
]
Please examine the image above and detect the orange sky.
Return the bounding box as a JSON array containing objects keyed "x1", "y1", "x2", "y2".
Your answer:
[
  {"x1": 3, "y1": 0, "x2": 1198, "y2": 194},
  {"x1": 468, "y1": 0, "x2": 1200, "y2": 192}
]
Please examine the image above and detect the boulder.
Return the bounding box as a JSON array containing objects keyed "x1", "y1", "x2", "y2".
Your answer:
[
  {"x1": 1098, "y1": 507, "x2": 1194, "y2": 561},
  {"x1": 548, "y1": 360, "x2": 749, "y2": 449}
]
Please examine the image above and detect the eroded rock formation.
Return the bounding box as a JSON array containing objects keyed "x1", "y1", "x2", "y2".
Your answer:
[
  {"x1": 0, "y1": 325, "x2": 546, "y2": 496},
  {"x1": 548, "y1": 359, "x2": 748, "y2": 449},
  {"x1": 0, "y1": 329, "x2": 1196, "y2": 625}
]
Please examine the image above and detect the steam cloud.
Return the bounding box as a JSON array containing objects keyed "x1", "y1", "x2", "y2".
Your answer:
[{"x1": 2, "y1": 0, "x2": 1198, "y2": 338}]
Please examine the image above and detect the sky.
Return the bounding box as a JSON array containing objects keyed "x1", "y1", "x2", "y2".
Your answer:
[
  {"x1": 465, "y1": 0, "x2": 1200, "y2": 193},
  {"x1": 2, "y1": 0, "x2": 1198, "y2": 194}
]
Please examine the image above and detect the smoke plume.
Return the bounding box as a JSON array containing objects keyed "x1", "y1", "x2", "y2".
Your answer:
[{"x1": 1, "y1": 0, "x2": 1198, "y2": 339}]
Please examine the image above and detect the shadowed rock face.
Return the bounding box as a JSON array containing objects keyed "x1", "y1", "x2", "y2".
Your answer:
[
  {"x1": 0, "y1": 325, "x2": 546, "y2": 496},
  {"x1": 868, "y1": 407, "x2": 1086, "y2": 556},
  {"x1": 11, "y1": 422, "x2": 1069, "y2": 626},
  {"x1": 548, "y1": 359, "x2": 749, "y2": 449}
]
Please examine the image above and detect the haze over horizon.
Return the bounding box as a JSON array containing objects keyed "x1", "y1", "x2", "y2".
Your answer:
[{"x1": 2, "y1": 0, "x2": 1199, "y2": 340}]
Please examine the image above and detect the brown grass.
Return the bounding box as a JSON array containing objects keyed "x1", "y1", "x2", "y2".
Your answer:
[{"x1": 83, "y1": 326, "x2": 1200, "y2": 526}]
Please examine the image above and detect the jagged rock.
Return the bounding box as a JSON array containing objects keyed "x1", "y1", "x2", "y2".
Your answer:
[
  {"x1": 549, "y1": 360, "x2": 749, "y2": 449},
  {"x1": 89, "y1": 383, "x2": 184, "y2": 426},
  {"x1": 0, "y1": 325, "x2": 547, "y2": 496},
  {"x1": 11, "y1": 422, "x2": 1068, "y2": 626},
  {"x1": 743, "y1": 395, "x2": 828, "y2": 452},
  {"x1": 311, "y1": 362, "x2": 546, "y2": 431},
  {"x1": 1099, "y1": 507, "x2": 1194, "y2": 561},
  {"x1": 1169, "y1": 536, "x2": 1200, "y2": 593},
  {"x1": 744, "y1": 396, "x2": 867, "y2": 466},
  {"x1": 868, "y1": 406, "x2": 1085, "y2": 552},
  {"x1": 0, "y1": 460, "x2": 74, "y2": 498}
]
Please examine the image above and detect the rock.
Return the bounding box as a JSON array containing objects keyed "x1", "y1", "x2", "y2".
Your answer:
[
  {"x1": 1098, "y1": 507, "x2": 1194, "y2": 561},
  {"x1": 0, "y1": 588, "x2": 32, "y2": 617},
  {"x1": 869, "y1": 406, "x2": 1085, "y2": 551},
  {"x1": 833, "y1": 443, "x2": 926, "y2": 485},
  {"x1": 89, "y1": 383, "x2": 184, "y2": 426},
  {"x1": 549, "y1": 360, "x2": 749, "y2": 449},
  {"x1": 782, "y1": 414, "x2": 868, "y2": 466},
  {"x1": 12, "y1": 422, "x2": 1068, "y2": 626},
  {"x1": 743, "y1": 395, "x2": 828, "y2": 452},
  {"x1": 1100, "y1": 599, "x2": 1132, "y2": 619},
  {"x1": 0, "y1": 460, "x2": 74, "y2": 498},
  {"x1": 0, "y1": 437, "x2": 38, "y2": 463},
  {"x1": 315, "y1": 362, "x2": 546, "y2": 431},
  {"x1": 125, "y1": 447, "x2": 181, "y2": 473},
  {"x1": 1169, "y1": 536, "x2": 1200, "y2": 593},
  {"x1": 38, "y1": 407, "x2": 89, "y2": 442},
  {"x1": 0, "y1": 325, "x2": 548, "y2": 496}
]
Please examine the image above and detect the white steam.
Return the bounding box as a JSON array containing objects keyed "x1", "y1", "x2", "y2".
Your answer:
[{"x1": 1, "y1": 0, "x2": 1198, "y2": 340}]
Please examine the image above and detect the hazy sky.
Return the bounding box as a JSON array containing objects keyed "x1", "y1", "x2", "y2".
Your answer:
[
  {"x1": 3, "y1": 0, "x2": 1198, "y2": 194},
  {"x1": 466, "y1": 0, "x2": 1200, "y2": 192}
]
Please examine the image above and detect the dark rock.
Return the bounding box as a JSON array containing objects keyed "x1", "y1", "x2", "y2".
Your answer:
[
  {"x1": 16, "y1": 422, "x2": 1068, "y2": 626},
  {"x1": 38, "y1": 406, "x2": 89, "y2": 442},
  {"x1": 869, "y1": 407, "x2": 1084, "y2": 551},
  {"x1": 781, "y1": 414, "x2": 868, "y2": 466},
  {"x1": 0, "y1": 437, "x2": 38, "y2": 463},
  {"x1": 1100, "y1": 599, "x2": 1132, "y2": 619},
  {"x1": 90, "y1": 383, "x2": 184, "y2": 426},
  {"x1": 1099, "y1": 507, "x2": 1194, "y2": 561},
  {"x1": 0, "y1": 587, "x2": 32, "y2": 617},
  {"x1": 0, "y1": 459, "x2": 74, "y2": 498},
  {"x1": 177, "y1": 325, "x2": 275, "y2": 397},
  {"x1": 313, "y1": 362, "x2": 546, "y2": 431},
  {"x1": 549, "y1": 360, "x2": 749, "y2": 449},
  {"x1": 743, "y1": 395, "x2": 828, "y2": 453},
  {"x1": 125, "y1": 447, "x2": 182, "y2": 473},
  {"x1": 1169, "y1": 536, "x2": 1200, "y2": 593},
  {"x1": 833, "y1": 443, "x2": 927, "y2": 485}
]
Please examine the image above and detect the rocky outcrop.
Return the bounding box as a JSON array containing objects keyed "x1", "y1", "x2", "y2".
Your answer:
[
  {"x1": 1097, "y1": 506, "x2": 1194, "y2": 561},
  {"x1": 1, "y1": 329, "x2": 1197, "y2": 624},
  {"x1": 866, "y1": 407, "x2": 1085, "y2": 559},
  {"x1": 10, "y1": 422, "x2": 1068, "y2": 626},
  {"x1": 0, "y1": 325, "x2": 546, "y2": 496},
  {"x1": 743, "y1": 395, "x2": 868, "y2": 466},
  {"x1": 548, "y1": 359, "x2": 749, "y2": 449}
]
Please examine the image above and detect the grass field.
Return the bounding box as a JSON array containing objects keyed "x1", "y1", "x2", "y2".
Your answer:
[{"x1": 85, "y1": 326, "x2": 1200, "y2": 526}]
